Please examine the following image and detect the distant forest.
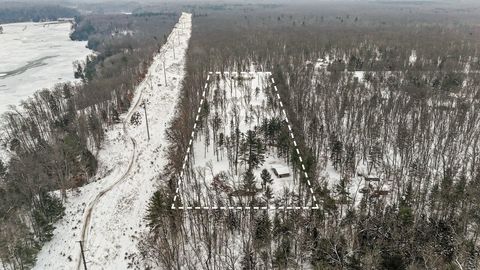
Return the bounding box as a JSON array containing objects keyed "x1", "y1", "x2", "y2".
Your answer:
[{"x1": 0, "y1": 4, "x2": 79, "y2": 24}]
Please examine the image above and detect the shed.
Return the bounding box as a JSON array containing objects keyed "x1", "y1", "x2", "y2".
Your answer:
[
  {"x1": 271, "y1": 165, "x2": 290, "y2": 178},
  {"x1": 370, "y1": 190, "x2": 389, "y2": 199},
  {"x1": 376, "y1": 190, "x2": 389, "y2": 196},
  {"x1": 359, "y1": 187, "x2": 369, "y2": 194},
  {"x1": 364, "y1": 175, "x2": 380, "y2": 182}
]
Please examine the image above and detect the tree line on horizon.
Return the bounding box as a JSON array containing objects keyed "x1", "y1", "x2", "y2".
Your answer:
[{"x1": 0, "y1": 4, "x2": 79, "y2": 24}]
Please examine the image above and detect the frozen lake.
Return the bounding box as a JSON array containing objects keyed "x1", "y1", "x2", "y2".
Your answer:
[{"x1": 0, "y1": 21, "x2": 92, "y2": 115}]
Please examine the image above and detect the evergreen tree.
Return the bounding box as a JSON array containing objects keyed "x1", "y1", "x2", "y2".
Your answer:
[
  {"x1": 398, "y1": 182, "x2": 414, "y2": 226},
  {"x1": 260, "y1": 169, "x2": 273, "y2": 190},
  {"x1": 453, "y1": 175, "x2": 466, "y2": 214},
  {"x1": 262, "y1": 117, "x2": 281, "y2": 145},
  {"x1": 277, "y1": 129, "x2": 290, "y2": 159},
  {"x1": 212, "y1": 112, "x2": 222, "y2": 140},
  {"x1": 440, "y1": 168, "x2": 455, "y2": 216},
  {"x1": 345, "y1": 144, "x2": 356, "y2": 175},
  {"x1": 335, "y1": 177, "x2": 350, "y2": 204},
  {"x1": 263, "y1": 186, "x2": 274, "y2": 203},
  {"x1": 145, "y1": 188, "x2": 174, "y2": 229},
  {"x1": 218, "y1": 132, "x2": 225, "y2": 148},
  {"x1": 254, "y1": 212, "x2": 272, "y2": 249},
  {"x1": 330, "y1": 135, "x2": 343, "y2": 170},
  {"x1": 241, "y1": 130, "x2": 266, "y2": 171},
  {"x1": 380, "y1": 252, "x2": 406, "y2": 270},
  {"x1": 0, "y1": 160, "x2": 6, "y2": 178},
  {"x1": 34, "y1": 193, "x2": 64, "y2": 242},
  {"x1": 241, "y1": 248, "x2": 256, "y2": 270},
  {"x1": 273, "y1": 237, "x2": 291, "y2": 268},
  {"x1": 243, "y1": 170, "x2": 257, "y2": 192},
  {"x1": 226, "y1": 211, "x2": 240, "y2": 232}
]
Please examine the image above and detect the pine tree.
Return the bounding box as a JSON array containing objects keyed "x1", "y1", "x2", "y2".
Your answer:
[
  {"x1": 241, "y1": 130, "x2": 265, "y2": 171},
  {"x1": 272, "y1": 213, "x2": 282, "y2": 237},
  {"x1": 218, "y1": 132, "x2": 224, "y2": 148},
  {"x1": 262, "y1": 117, "x2": 281, "y2": 145},
  {"x1": 33, "y1": 193, "x2": 65, "y2": 242},
  {"x1": 453, "y1": 175, "x2": 466, "y2": 216},
  {"x1": 0, "y1": 160, "x2": 6, "y2": 178},
  {"x1": 273, "y1": 237, "x2": 291, "y2": 268},
  {"x1": 145, "y1": 189, "x2": 173, "y2": 229},
  {"x1": 380, "y1": 252, "x2": 406, "y2": 270},
  {"x1": 335, "y1": 177, "x2": 350, "y2": 204},
  {"x1": 399, "y1": 181, "x2": 414, "y2": 226},
  {"x1": 260, "y1": 169, "x2": 273, "y2": 190},
  {"x1": 243, "y1": 170, "x2": 257, "y2": 192},
  {"x1": 467, "y1": 169, "x2": 480, "y2": 241},
  {"x1": 241, "y1": 248, "x2": 256, "y2": 270},
  {"x1": 440, "y1": 168, "x2": 454, "y2": 216},
  {"x1": 277, "y1": 129, "x2": 290, "y2": 159},
  {"x1": 212, "y1": 112, "x2": 222, "y2": 140},
  {"x1": 331, "y1": 138, "x2": 343, "y2": 170},
  {"x1": 263, "y1": 186, "x2": 274, "y2": 203},
  {"x1": 254, "y1": 212, "x2": 272, "y2": 249},
  {"x1": 345, "y1": 144, "x2": 356, "y2": 175},
  {"x1": 226, "y1": 211, "x2": 240, "y2": 232}
]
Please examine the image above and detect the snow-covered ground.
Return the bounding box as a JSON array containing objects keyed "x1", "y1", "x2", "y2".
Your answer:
[
  {"x1": 0, "y1": 140, "x2": 9, "y2": 165},
  {"x1": 178, "y1": 71, "x2": 313, "y2": 209},
  {"x1": 32, "y1": 12, "x2": 191, "y2": 269},
  {"x1": 0, "y1": 21, "x2": 91, "y2": 115}
]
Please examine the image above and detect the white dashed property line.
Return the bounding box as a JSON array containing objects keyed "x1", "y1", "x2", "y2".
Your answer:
[
  {"x1": 171, "y1": 72, "x2": 320, "y2": 210},
  {"x1": 171, "y1": 74, "x2": 211, "y2": 210},
  {"x1": 176, "y1": 206, "x2": 317, "y2": 210}
]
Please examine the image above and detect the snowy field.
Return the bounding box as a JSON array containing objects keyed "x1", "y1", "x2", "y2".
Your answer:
[
  {"x1": 0, "y1": 21, "x2": 91, "y2": 115},
  {"x1": 32, "y1": 13, "x2": 192, "y2": 269}
]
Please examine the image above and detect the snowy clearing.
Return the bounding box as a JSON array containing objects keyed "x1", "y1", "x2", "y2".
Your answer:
[
  {"x1": 0, "y1": 21, "x2": 92, "y2": 115},
  {"x1": 174, "y1": 70, "x2": 319, "y2": 210}
]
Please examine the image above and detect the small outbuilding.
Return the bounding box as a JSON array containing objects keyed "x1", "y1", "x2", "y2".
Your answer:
[
  {"x1": 364, "y1": 175, "x2": 380, "y2": 182},
  {"x1": 271, "y1": 165, "x2": 290, "y2": 178}
]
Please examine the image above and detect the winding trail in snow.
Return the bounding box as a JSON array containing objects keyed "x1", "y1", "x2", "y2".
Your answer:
[
  {"x1": 76, "y1": 138, "x2": 135, "y2": 270},
  {"x1": 76, "y1": 56, "x2": 150, "y2": 269},
  {"x1": 77, "y1": 62, "x2": 149, "y2": 269},
  {"x1": 76, "y1": 125, "x2": 138, "y2": 269},
  {"x1": 76, "y1": 14, "x2": 190, "y2": 269},
  {"x1": 32, "y1": 12, "x2": 192, "y2": 270}
]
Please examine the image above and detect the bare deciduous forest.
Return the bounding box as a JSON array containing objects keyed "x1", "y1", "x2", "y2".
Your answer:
[
  {"x1": 1, "y1": 0, "x2": 480, "y2": 269},
  {"x1": 140, "y1": 2, "x2": 480, "y2": 269}
]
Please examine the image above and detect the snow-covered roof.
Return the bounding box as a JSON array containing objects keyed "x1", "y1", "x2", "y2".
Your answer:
[
  {"x1": 365, "y1": 175, "x2": 380, "y2": 181},
  {"x1": 271, "y1": 165, "x2": 290, "y2": 175}
]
